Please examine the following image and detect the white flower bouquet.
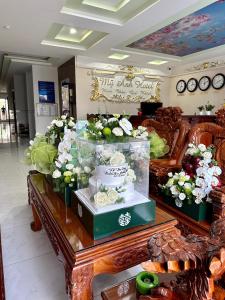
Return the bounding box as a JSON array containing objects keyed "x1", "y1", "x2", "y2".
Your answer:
[
  {"x1": 46, "y1": 115, "x2": 75, "y2": 145},
  {"x1": 160, "y1": 143, "x2": 222, "y2": 207}
]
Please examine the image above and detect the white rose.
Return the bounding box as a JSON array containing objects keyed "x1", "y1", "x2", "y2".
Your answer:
[
  {"x1": 66, "y1": 164, "x2": 74, "y2": 170},
  {"x1": 68, "y1": 120, "x2": 75, "y2": 127},
  {"x1": 84, "y1": 166, "x2": 91, "y2": 173},
  {"x1": 203, "y1": 151, "x2": 212, "y2": 160},
  {"x1": 107, "y1": 189, "x2": 119, "y2": 203},
  {"x1": 61, "y1": 115, "x2": 67, "y2": 120},
  {"x1": 112, "y1": 127, "x2": 123, "y2": 137},
  {"x1": 52, "y1": 169, "x2": 61, "y2": 178},
  {"x1": 119, "y1": 118, "x2": 133, "y2": 135},
  {"x1": 168, "y1": 172, "x2": 173, "y2": 177},
  {"x1": 110, "y1": 151, "x2": 126, "y2": 166},
  {"x1": 55, "y1": 120, "x2": 64, "y2": 127},
  {"x1": 94, "y1": 192, "x2": 109, "y2": 207},
  {"x1": 179, "y1": 193, "x2": 186, "y2": 200},
  {"x1": 113, "y1": 114, "x2": 120, "y2": 119},
  {"x1": 51, "y1": 119, "x2": 57, "y2": 125},
  {"x1": 198, "y1": 144, "x2": 206, "y2": 152},
  {"x1": 178, "y1": 181, "x2": 185, "y2": 186}
]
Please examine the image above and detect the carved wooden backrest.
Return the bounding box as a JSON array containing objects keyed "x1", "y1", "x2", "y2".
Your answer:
[
  {"x1": 142, "y1": 118, "x2": 190, "y2": 164},
  {"x1": 189, "y1": 122, "x2": 225, "y2": 185},
  {"x1": 155, "y1": 106, "x2": 183, "y2": 124},
  {"x1": 215, "y1": 107, "x2": 225, "y2": 128}
]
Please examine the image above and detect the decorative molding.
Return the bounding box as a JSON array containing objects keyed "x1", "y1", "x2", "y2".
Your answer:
[{"x1": 186, "y1": 60, "x2": 225, "y2": 72}]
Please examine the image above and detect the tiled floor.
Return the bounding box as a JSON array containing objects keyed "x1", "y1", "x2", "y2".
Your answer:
[{"x1": 0, "y1": 125, "x2": 142, "y2": 299}]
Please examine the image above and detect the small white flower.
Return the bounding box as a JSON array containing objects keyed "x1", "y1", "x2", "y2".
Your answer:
[
  {"x1": 52, "y1": 169, "x2": 61, "y2": 178},
  {"x1": 170, "y1": 186, "x2": 179, "y2": 195},
  {"x1": 112, "y1": 127, "x2": 123, "y2": 137},
  {"x1": 198, "y1": 144, "x2": 206, "y2": 152},
  {"x1": 179, "y1": 193, "x2": 186, "y2": 200},
  {"x1": 108, "y1": 117, "x2": 118, "y2": 123},
  {"x1": 55, "y1": 120, "x2": 64, "y2": 127},
  {"x1": 95, "y1": 121, "x2": 103, "y2": 130},
  {"x1": 64, "y1": 170, "x2": 72, "y2": 177},
  {"x1": 168, "y1": 172, "x2": 173, "y2": 177},
  {"x1": 61, "y1": 115, "x2": 67, "y2": 120},
  {"x1": 119, "y1": 118, "x2": 133, "y2": 136},
  {"x1": 29, "y1": 140, "x2": 34, "y2": 146},
  {"x1": 203, "y1": 151, "x2": 212, "y2": 160},
  {"x1": 68, "y1": 120, "x2": 75, "y2": 127},
  {"x1": 74, "y1": 167, "x2": 81, "y2": 175},
  {"x1": 84, "y1": 166, "x2": 91, "y2": 173},
  {"x1": 175, "y1": 198, "x2": 183, "y2": 207},
  {"x1": 55, "y1": 161, "x2": 62, "y2": 168},
  {"x1": 178, "y1": 181, "x2": 185, "y2": 186},
  {"x1": 66, "y1": 164, "x2": 74, "y2": 170},
  {"x1": 113, "y1": 114, "x2": 120, "y2": 119}
]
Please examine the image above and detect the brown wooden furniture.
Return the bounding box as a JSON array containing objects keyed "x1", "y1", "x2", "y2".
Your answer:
[
  {"x1": 0, "y1": 228, "x2": 5, "y2": 300},
  {"x1": 101, "y1": 275, "x2": 225, "y2": 300},
  {"x1": 28, "y1": 173, "x2": 177, "y2": 300},
  {"x1": 142, "y1": 108, "x2": 190, "y2": 193},
  {"x1": 189, "y1": 122, "x2": 225, "y2": 221}
]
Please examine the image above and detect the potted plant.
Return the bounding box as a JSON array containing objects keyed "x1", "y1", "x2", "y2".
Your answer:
[
  {"x1": 197, "y1": 105, "x2": 205, "y2": 115},
  {"x1": 205, "y1": 102, "x2": 215, "y2": 115},
  {"x1": 160, "y1": 143, "x2": 222, "y2": 221}
]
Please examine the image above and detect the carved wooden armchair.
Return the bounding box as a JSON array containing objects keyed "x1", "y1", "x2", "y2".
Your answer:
[
  {"x1": 188, "y1": 122, "x2": 225, "y2": 221},
  {"x1": 142, "y1": 107, "x2": 190, "y2": 194},
  {"x1": 141, "y1": 217, "x2": 225, "y2": 300}
]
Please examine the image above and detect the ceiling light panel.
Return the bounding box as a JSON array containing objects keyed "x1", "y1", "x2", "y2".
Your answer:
[
  {"x1": 42, "y1": 23, "x2": 108, "y2": 50},
  {"x1": 62, "y1": 0, "x2": 160, "y2": 26},
  {"x1": 82, "y1": 0, "x2": 130, "y2": 12},
  {"x1": 108, "y1": 53, "x2": 129, "y2": 60},
  {"x1": 148, "y1": 60, "x2": 168, "y2": 65}
]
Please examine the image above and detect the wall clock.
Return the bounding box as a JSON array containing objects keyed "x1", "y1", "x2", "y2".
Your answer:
[
  {"x1": 187, "y1": 78, "x2": 198, "y2": 92},
  {"x1": 198, "y1": 76, "x2": 211, "y2": 91},
  {"x1": 212, "y1": 73, "x2": 225, "y2": 90},
  {"x1": 176, "y1": 80, "x2": 186, "y2": 93}
]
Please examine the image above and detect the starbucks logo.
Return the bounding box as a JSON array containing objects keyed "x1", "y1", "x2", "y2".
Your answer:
[{"x1": 118, "y1": 212, "x2": 131, "y2": 227}]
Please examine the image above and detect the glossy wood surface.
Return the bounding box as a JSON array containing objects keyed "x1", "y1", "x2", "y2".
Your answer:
[
  {"x1": 101, "y1": 275, "x2": 225, "y2": 300},
  {"x1": 28, "y1": 173, "x2": 177, "y2": 300},
  {"x1": 0, "y1": 228, "x2": 5, "y2": 300}
]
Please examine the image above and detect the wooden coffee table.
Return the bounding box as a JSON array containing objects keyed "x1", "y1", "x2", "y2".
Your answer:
[{"x1": 28, "y1": 173, "x2": 177, "y2": 300}]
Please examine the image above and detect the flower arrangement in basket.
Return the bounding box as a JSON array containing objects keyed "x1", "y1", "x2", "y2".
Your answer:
[{"x1": 160, "y1": 143, "x2": 222, "y2": 208}]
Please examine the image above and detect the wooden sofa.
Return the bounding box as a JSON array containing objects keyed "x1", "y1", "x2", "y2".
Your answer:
[{"x1": 142, "y1": 107, "x2": 190, "y2": 193}]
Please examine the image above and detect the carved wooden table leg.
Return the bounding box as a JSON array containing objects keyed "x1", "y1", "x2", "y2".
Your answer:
[
  {"x1": 69, "y1": 264, "x2": 94, "y2": 300},
  {"x1": 30, "y1": 203, "x2": 42, "y2": 232}
]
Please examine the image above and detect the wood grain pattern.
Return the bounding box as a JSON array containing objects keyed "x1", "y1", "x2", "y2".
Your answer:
[
  {"x1": 0, "y1": 228, "x2": 5, "y2": 300},
  {"x1": 28, "y1": 173, "x2": 177, "y2": 300}
]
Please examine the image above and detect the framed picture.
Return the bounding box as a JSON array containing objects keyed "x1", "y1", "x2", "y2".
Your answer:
[{"x1": 38, "y1": 81, "x2": 55, "y2": 103}]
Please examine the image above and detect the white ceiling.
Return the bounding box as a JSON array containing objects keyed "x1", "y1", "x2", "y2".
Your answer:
[{"x1": 0, "y1": 0, "x2": 224, "y2": 79}]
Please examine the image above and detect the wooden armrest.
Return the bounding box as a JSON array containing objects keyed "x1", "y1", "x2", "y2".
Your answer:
[{"x1": 150, "y1": 159, "x2": 177, "y2": 166}]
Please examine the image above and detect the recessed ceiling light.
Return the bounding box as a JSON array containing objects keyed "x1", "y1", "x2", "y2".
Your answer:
[
  {"x1": 70, "y1": 28, "x2": 77, "y2": 34},
  {"x1": 108, "y1": 53, "x2": 129, "y2": 60},
  {"x1": 3, "y1": 25, "x2": 10, "y2": 30},
  {"x1": 148, "y1": 60, "x2": 168, "y2": 65}
]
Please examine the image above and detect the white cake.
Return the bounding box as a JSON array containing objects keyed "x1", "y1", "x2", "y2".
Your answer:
[{"x1": 89, "y1": 163, "x2": 134, "y2": 202}]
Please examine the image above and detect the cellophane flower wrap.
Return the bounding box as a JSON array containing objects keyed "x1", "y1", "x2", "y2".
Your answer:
[{"x1": 160, "y1": 143, "x2": 222, "y2": 207}]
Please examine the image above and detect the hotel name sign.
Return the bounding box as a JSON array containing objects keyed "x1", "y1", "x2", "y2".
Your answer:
[{"x1": 90, "y1": 74, "x2": 161, "y2": 103}]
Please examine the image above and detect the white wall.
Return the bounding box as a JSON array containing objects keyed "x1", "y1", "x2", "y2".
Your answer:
[
  {"x1": 26, "y1": 70, "x2": 36, "y2": 139},
  {"x1": 169, "y1": 67, "x2": 225, "y2": 114},
  {"x1": 32, "y1": 65, "x2": 59, "y2": 134},
  {"x1": 75, "y1": 67, "x2": 170, "y2": 119},
  {"x1": 13, "y1": 74, "x2": 28, "y2": 125}
]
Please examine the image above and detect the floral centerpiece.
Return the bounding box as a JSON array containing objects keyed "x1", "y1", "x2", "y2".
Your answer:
[{"x1": 160, "y1": 143, "x2": 222, "y2": 220}]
